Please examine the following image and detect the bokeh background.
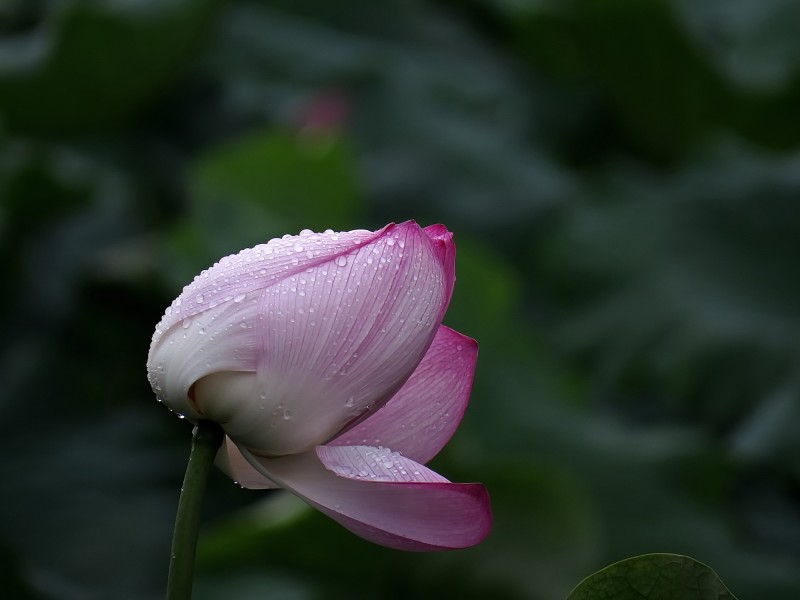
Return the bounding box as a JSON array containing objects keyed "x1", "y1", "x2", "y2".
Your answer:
[{"x1": 2, "y1": 1, "x2": 800, "y2": 598}]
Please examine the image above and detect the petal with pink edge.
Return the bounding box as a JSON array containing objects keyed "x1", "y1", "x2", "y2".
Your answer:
[
  {"x1": 240, "y1": 444, "x2": 491, "y2": 551},
  {"x1": 423, "y1": 224, "x2": 456, "y2": 311},
  {"x1": 332, "y1": 325, "x2": 477, "y2": 464},
  {"x1": 146, "y1": 226, "x2": 389, "y2": 416},
  {"x1": 150, "y1": 226, "x2": 388, "y2": 347},
  {"x1": 242, "y1": 221, "x2": 448, "y2": 454}
]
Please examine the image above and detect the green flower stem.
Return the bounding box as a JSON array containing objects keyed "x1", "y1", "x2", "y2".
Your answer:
[{"x1": 166, "y1": 420, "x2": 224, "y2": 600}]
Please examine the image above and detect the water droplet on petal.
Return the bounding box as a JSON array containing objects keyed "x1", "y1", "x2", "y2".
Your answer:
[
  {"x1": 335, "y1": 255, "x2": 348, "y2": 267},
  {"x1": 345, "y1": 396, "x2": 355, "y2": 408},
  {"x1": 233, "y1": 293, "x2": 246, "y2": 303},
  {"x1": 283, "y1": 409, "x2": 293, "y2": 421}
]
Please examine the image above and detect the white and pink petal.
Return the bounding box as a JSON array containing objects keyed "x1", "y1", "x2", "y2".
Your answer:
[
  {"x1": 215, "y1": 436, "x2": 278, "y2": 490},
  {"x1": 238, "y1": 444, "x2": 491, "y2": 551},
  {"x1": 147, "y1": 226, "x2": 389, "y2": 416},
  {"x1": 150, "y1": 226, "x2": 386, "y2": 347},
  {"x1": 332, "y1": 325, "x2": 477, "y2": 464},
  {"x1": 241, "y1": 221, "x2": 449, "y2": 454}
]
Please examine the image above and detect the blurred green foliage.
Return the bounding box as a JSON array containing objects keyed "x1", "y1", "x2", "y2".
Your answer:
[{"x1": 1, "y1": 1, "x2": 799, "y2": 598}]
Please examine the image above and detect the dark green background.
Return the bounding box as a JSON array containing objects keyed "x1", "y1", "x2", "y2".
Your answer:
[{"x1": 2, "y1": 1, "x2": 799, "y2": 598}]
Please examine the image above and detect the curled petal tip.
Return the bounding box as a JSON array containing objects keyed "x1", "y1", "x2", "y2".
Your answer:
[{"x1": 423, "y1": 223, "x2": 452, "y2": 240}]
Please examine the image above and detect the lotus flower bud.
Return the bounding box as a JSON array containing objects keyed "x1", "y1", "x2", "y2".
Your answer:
[
  {"x1": 148, "y1": 222, "x2": 453, "y2": 455},
  {"x1": 147, "y1": 221, "x2": 490, "y2": 551}
]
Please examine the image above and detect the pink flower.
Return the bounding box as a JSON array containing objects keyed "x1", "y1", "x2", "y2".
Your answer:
[
  {"x1": 147, "y1": 221, "x2": 490, "y2": 550},
  {"x1": 295, "y1": 89, "x2": 349, "y2": 137}
]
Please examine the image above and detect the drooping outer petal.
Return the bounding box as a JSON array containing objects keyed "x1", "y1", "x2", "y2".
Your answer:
[
  {"x1": 147, "y1": 222, "x2": 458, "y2": 456},
  {"x1": 332, "y1": 325, "x2": 477, "y2": 464},
  {"x1": 238, "y1": 444, "x2": 491, "y2": 551}
]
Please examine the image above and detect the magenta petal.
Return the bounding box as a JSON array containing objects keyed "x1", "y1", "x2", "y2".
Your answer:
[
  {"x1": 332, "y1": 325, "x2": 477, "y2": 464},
  {"x1": 423, "y1": 224, "x2": 456, "y2": 312},
  {"x1": 317, "y1": 481, "x2": 491, "y2": 551},
  {"x1": 245, "y1": 446, "x2": 491, "y2": 551}
]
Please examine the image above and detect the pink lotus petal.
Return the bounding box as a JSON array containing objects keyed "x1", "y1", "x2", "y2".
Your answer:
[
  {"x1": 316, "y1": 444, "x2": 449, "y2": 483},
  {"x1": 150, "y1": 226, "x2": 388, "y2": 346},
  {"x1": 423, "y1": 224, "x2": 456, "y2": 311},
  {"x1": 332, "y1": 325, "x2": 477, "y2": 464},
  {"x1": 147, "y1": 226, "x2": 390, "y2": 415},
  {"x1": 215, "y1": 436, "x2": 278, "y2": 489},
  {"x1": 242, "y1": 445, "x2": 491, "y2": 551},
  {"x1": 223, "y1": 221, "x2": 451, "y2": 454}
]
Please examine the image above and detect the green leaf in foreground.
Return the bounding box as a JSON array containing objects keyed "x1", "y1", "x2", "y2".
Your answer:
[{"x1": 567, "y1": 553, "x2": 738, "y2": 600}]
